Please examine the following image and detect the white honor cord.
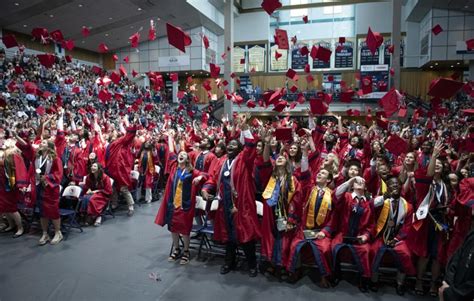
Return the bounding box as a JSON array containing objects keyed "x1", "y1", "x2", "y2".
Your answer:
[
  {"x1": 37, "y1": 155, "x2": 48, "y2": 170},
  {"x1": 226, "y1": 159, "x2": 235, "y2": 171}
]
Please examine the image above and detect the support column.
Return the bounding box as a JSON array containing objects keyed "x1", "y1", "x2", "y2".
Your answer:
[
  {"x1": 391, "y1": 0, "x2": 402, "y2": 90},
  {"x1": 469, "y1": 60, "x2": 474, "y2": 81},
  {"x1": 224, "y1": 0, "x2": 234, "y2": 120},
  {"x1": 172, "y1": 80, "x2": 178, "y2": 103}
]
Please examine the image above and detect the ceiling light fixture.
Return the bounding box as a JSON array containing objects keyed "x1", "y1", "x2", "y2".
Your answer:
[
  {"x1": 457, "y1": 62, "x2": 460, "y2": 65},
  {"x1": 465, "y1": 5, "x2": 469, "y2": 8},
  {"x1": 49, "y1": 14, "x2": 54, "y2": 18},
  {"x1": 450, "y1": 65, "x2": 454, "y2": 68},
  {"x1": 105, "y1": 33, "x2": 109, "y2": 36},
  {"x1": 23, "y1": 24, "x2": 27, "y2": 27},
  {"x1": 14, "y1": 2, "x2": 19, "y2": 6},
  {"x1": 435, "y1": 62, "x2": 438, "y2": 65},
  {"x1": 137, "y1": 7, "x2": 142, "y2": 11},
  {"x1": 109, "y1": 17, "x2": 113, "y2": 20},
  {"x1": 78, "y1": 4, "x2": 83, "y2": 7}
]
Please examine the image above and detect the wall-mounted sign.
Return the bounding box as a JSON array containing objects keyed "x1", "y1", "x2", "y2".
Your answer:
[
  {"x1": 291, "y1": 42, "x2": 309, "y2": 70},
  {"x1": 334, "y1": 40, "x2": 354, "y2": 69},
  {"x1": 233, "y1": 45, "x2": 246, "y2": 73},
  {"x1": 312, "y1": 40, "x2": 331, "y2": 69},
  {"x1": 384, "y1": 39, "x2": 404, "y2": 67},
  {"x1": 158, "y1": 55, "x2": 190, "y2": 67},
  {"x1": 359, "y1": 40, "x2": 380, "y2": 66},
  {"x1": 270, "y1": 43, "x2": 288, "y2": 71},
  {"x1": 248, "y1": 44, "x2": 266, "y2": 72}
]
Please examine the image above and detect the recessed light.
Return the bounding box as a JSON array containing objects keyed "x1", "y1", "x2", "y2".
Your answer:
[
  {"x1": 435, "y1": 62, "x2": 438, "y2": 65},
  {"x1": 81, "y1": 40, "x2": 85, "y2": 43},
  {"x1": 457, "y1": 62, "x2": 460, "y2": 65},
  {"x1": 108, "y1": 17, "x2": 113, "y2": 20},
  {"x1": 450, "y1": 65, "x2": 454, "y2": 67},
  {"x1": 78, "y1": 4, "x2": 83, "y2": 7},
  {"x1": 14, "y1": 2, "x2": 19, "y2": 6},
  {"x1": 137, "y1": 7, "x2": 142, "y2": 11},
  {"x1": 430, "y1": 66, "x2": 433, "y2": 68},
  {"x1": 105, "y1": 33, "x2": 109, "y2": 36},
  {"x1": 23, "y1": 24, "x2": 27, "y2": 27},
  {"x1": 130, "y1": 26, "x2": 134, "y2": 29},
  {"x1": 465, "y1": 5, "x2": 469, "y2": 8},
  {"x1": 49, "y1": 14, "x2": 54, "y2": 18}
]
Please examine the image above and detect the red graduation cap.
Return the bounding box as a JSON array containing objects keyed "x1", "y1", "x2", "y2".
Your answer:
[
  {"x1": 297, "y1": 93, "x2": 305, "y2": 104},
  {"x1": 37, "y1": 54, "x2": 56, "y2": 68},
  {"x1": 246, "y1": 100, "x2": 257, "y2": 108},
  {"x1": 91, "y1": 66, "x2": 102, "y2": 75},
  {"x1": 361, "y1": 76, "x2": 373, "y2": 94},
  {"x1": 462, "y1": 109, "x2": 474, "y2": 115},
  {"x1": 340, "y1": 90, "x2": 354, "y2": 103},
  {"x1": 2, "y1": 34, "x2": 18, "y2": 48},
  {"x1": 378, "y1": 88, "x2": 401, "y2": 117},
  {"x1": 275, "y1": 50, "x2": 282, "y2": 60},
  {"x1": 202, "y1": 80, "x2": 212, "y2": 91},
  {"x1": 187, "y1": 76, "x2": 193, "y2": 84},
  {"x1": 36, "y1": 106, "x2": 45, "y2": 116},
  {"x1": 275, "y1": 29, "x2": 289, "y2": 50},
  {"x1": 148, "y1": 20, "x2": 156, "y2": 41},
  {"x1": 303, "y1": 15, "x2": 309, "y2": 23},
  {"x1": 170, "y1": 73, "x2": 178, "y2": 82},
  {"x1": 14, "y1": 65, "x2": 22, "y2": 74},
  {"x1": 129, "y1": 32, "x2": 140, "y2": 48},
  {"x1": 112, "y1": 54, "x2": 119, "y2": 61},
  {"x1": 346, "y1": 109, "x2": 353, "y2": 116},
  {"x1": 110, "y1": 71, "x2": 121, "y2": 84},
  {"x1": 398, "y1": 107, "x2": 407, "y2": 118},
  {"x1": 274, "y1": 127, "x2": 292, "y2": 141},
  {"x1": 24, "y1": 81, "x2": 38, "y2": 94},
  {"x1": 290, "y1": 85, "x2": 298, "y2": 93},
  {"x1": 286, "y1": 68, "x2": 297, "y2": 80},
  {"x1": 202, "y1": 35, "x2": 210, "y2": 49},
  {"x1": 466, "y1": 38, "x2": 474, "y2": 51},
  {"x1": 387, "y1": 44, "x2": 394, "y2": 54},
  {"x1": 166, "y1": 23, "x2": 192, "y2": 53},
  {"x1": 261, "y1": 0, "x2": 282, "y2": 15},
  {"x1": 310, "y1": 45, "x2": 332, "y2": 62},
  {"x1": 119, "y1": 65, "x2": 127, "y2": 77},
  {"x1": 177, "y1": 90, "x2": 186, "y2": 99},
  {"x1": 72, "y1": 86, "x2": 80, "y2": 94},
  {"x1": 65, "y1": 55, "x2": 72, "y2": 63},
  {"x1": 61, "y1": 39, "x2": 74, "y2": 51},
  {"x1": 290, "y1": 102, "x2": 298, "y2": 110},
  {"x1": 98, "y1": 43, "x2": 109, "y2": 53},
  {"x1": 389, "y1": 67, "x2": 395, "y2": 76},
  {"x1": 98, "y1": 89, "x2": 112, "y2": 102},
  {"x1": 300, "y1": 46, "x2": 309, "y2": 56},
  {"x1": 81, "y1": 26, "x2": 90, "y2": 37},
  {"x1": 327, "y1": 75, "x2": 334, "y2": 82},
  {"x1": 50, "y1": 30, "x2": 64, "y2": 43},
  {"x1": 145, "y1": 103, "x2": 154, "y2": 111},
  {"x1": 339, "y1": 37, "x2": 346, "y2": 44},
  {"x1": 366, "y1": 27, "x2": 383, "y2": 55},
  {"x1": 432, "y1": 24, "x2": 443, "y2": 35},
  {"x1": 273, "y1": 100, "x2": 288, "y2": 112},
  {"x1": 123, "y1": 56, "x2": 129, "y2": 63},
  {"x1": 304, "y1": 64, "x2": 310, "y2": 73},
  {"x1": 291, "y1": 35, "x2": 297, "y2": 45},
  {"x1": 230, "y1": 72, "x2": 236, "y2": 78},
  {"x1": 31, "y1": 28, "x2": 49, "y2": 41},
  {"x1": 210, "y1": 63, "x2": 220, "y2": 78},
  {"x1": 352, "y1": 109, "x2": 361, "y2": 116},
  {"x1": 384, "y1": 135, "x2": 408, "y2": 156},
  {"x1": 306, "y1": 74, "x2": 314, "y2": 83},
  {"x1": 427, "y1": 78, "x2": 464, "y2": 99},
  {"x1": 309, "y1": 98, "x2": 328, "y2": 115},
  {"x1": 240, "y1": 58, "x2": 245, "y2": 64}
]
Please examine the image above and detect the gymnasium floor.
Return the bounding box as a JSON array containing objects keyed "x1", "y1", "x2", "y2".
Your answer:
[{"x1": 0, "y1": 201, "x2": 430, "y2": 301}]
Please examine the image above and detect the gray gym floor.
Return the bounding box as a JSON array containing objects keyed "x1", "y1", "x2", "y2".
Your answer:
[{"x1": 0, "y1": 201, "x2": 431, "y2": 301}]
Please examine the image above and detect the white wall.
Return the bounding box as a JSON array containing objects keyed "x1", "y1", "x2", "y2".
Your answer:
[
  {"x1": 234, "y1": 12, "x2": 270, "y2": 42},
  {"x1": 404, "y1": 21, "x2": 421, "y2": 68},
  {"x1": 355, "y1": 2, "x2": 406, "y2": 34}
]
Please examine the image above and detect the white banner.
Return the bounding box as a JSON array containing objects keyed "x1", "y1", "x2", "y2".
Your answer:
[
  {"x1": 360, "y1": 64, "x2": 389, "y2": 72},
  {"x1": 158, "y1": 56, "x2": 190, "y2": 67}
]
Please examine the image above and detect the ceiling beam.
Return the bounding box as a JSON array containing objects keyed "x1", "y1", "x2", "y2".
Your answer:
[
  {"x1": 239, "y1": 0, "x2": 390, "y2": 13},
  {"x1": 0, "y1": 0, "x2": 75, "y2": 27}
]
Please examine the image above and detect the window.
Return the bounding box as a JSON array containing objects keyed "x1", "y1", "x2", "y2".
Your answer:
[
  {"x1": 290, "y1": 0, "x2": 308, "y2": 17},
  {"x1": 323, "y1": 5, "x2": 342, "y2": 14}
]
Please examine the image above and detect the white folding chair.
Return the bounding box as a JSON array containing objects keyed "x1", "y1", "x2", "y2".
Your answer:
[
  {"x1": 130, "y1": 170, "x2": 140, "y2": 180},
  {"x1": 62, "y1": 185, "x2": 82, "y2": 198},
  {"x1": 154, "y1": 165, "x2": 161, "y2": 175},
  {"x1": 195, "y1": 196, "x2": 207, "y2": 211},
  {"x1": 256, "y1": 200, "x2": 263, "y2": 217}
]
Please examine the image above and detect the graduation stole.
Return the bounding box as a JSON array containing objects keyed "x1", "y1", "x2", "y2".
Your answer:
[
  {"x1": 140, "y1": 150, "x2": 155, "y2": 174},
  {"x1": 376, "y1": 197, "x2": 408, "y2": 236},
  {"x1": 3, "y1": 163, "x2": 15, "y2": 192},
  {"x1": 380, "y1": 179, "x2": 387, "y2": 195},
  {"x1": 306, "y1": 186, "x2": 332, "y2": 229},
  {"x1": 173, "y1": 168, "x2": 187, "y2": 208},
  {"x1": 262, "y1": 176, "x2": 295, "y2": 205}
]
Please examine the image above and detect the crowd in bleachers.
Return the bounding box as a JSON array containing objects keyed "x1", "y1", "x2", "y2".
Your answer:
[{"x1": 0, "y1": 46, "x2": 473, "y2": 300}]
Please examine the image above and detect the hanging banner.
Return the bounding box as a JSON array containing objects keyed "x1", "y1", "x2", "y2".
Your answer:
[
  {"x1": 359, "y1": 40, "x2": 380, "y2": 66},
  {"x1": 233, "y1": 45, "x2": 246, "y2": 73},
  {"x1": 248, "y1": 44, "x2": 266, "y2": 72},
  {"x1": 334, "y1": 40, "x2": 354, "y2": 69},
  {"x1": 383, "y1": 39, "x2": 404, "y2": 67},
  {"x1": 312, "y1": 40, "x2": 331, "y2": 69},
  {"x1": 270, "y1": 43, "x2": 288, "y2": 71},
  {"x1": 291, "y1": 42, "x2": 309, "y2": 70}
]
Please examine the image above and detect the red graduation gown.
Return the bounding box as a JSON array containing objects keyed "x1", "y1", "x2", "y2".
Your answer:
[
  {"x1": 82, "y1": 173, "x2": 112, "y2": 217},
  {"x1": 105, "y1": 127, "x2": 136, "y2": 189},
  {"x1": 0, "y1": 154, "x2": 29, "y2": 213}
]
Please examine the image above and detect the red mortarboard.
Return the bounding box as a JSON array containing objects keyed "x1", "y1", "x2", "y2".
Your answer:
[
  {"x1": 466, "y1": 39, "x2": 474, "y2": 51},
  {"x1": 98, "y1": 43, "x2": 108, "y2": 53},
  {"x1": 112, "y1": 54, "x2": 118, "y2": 61},
  {"x1": 297, "y1": 93, "x2": 305, "y2": 104},
  {"x1": 31, "y1": 28, "x2": 48, "y2": 41},
  {"x1": 148, "y1": 20, "x2": 156, "y2": 41},
  {"x1": 110, "y1": 71, "x2": 121, "y2": 84},
  {"x1": 166, "y1": 23, "x2": 192, "y2": 53},
  {"x1": 379, "y1": 88, "x2": 401, "y2": 117},
  {"x1": 203, "y1": 80, "x2": 212, "y2": 91},
  {"x1": 387, "y1": 44, "x2": 394, "y2": 54},
  {"x1": 291, "y1": 35, "x2": 297, "y2": 45},
  {"x1": 14, "y1": 65, "x2": 22, "y2": 74},
  {"x1": 129, "y1": 32, "x2": 140, "y2": 48},
  {"x1": 275, "y1": 29, "x2": 289, "y2": 50},
  {"x1": 240, "y1": 58, "x2": 245, "y2": 64},
  {"x1": 261, "y1": 0, "x2": 282, "y2": 15},
  {"x1": 2, "y1": 34, "x2": 18, "y2": 48},
  {"x1": 50, "y1": 30, "x2": 64, "y2": 43},
  {"x1": 304, "y1": 64, "x2": 310, "y2": 73},
  {"x1": 351, "y1": 109, "x2": 361, "y2": 116},
  {"x1": 361, "y1": 76, "x2": 373, "y2": 94},
  {"x1": 91, "y1": 66, "x2": 102, "y2": 74},
  {"x1": 202, "y1": 35, "x2": 210, "y2": 49},
  {"x1": 119, "y1": 65, "x2": 127, "y2": 77},
  {"x1": 123, "y1": 56, "x2": 129, "y2": 63},
  {"x1": 286, "y1": 68, "x2": 297, "y2": 80},
  {"x1": 346, "y1": 109, "x2": 353, "y2": 116},
  {"x1": 432, "y1": 24, "x2": 443, "y2": 35},
  {"x1": 385, "y1": 135, "x2": 408, "y2": 156},
  {"x1": 81, "y1": 26, "x2": 90, "y2": 37},
  {"x1": 37, "y1": 54, "x2": 56, "y2": 68},
  {"x1": 24, "y1": 82, "x2": 38, "y2": 94},
  {"x1": 366, "y1": 27, "x2": 384, "y2": 55},
  {"x1": 230, "y1": 72, "x2": 236, "y2": 78},
  {"x1": 246, "y1": 100, "x2": 257, "y2": 108},
  {"x1": 300, "y1": 46, "x2": 309, "y2": 56},
  {"x1": 177, "y1": 90, "x2": 186, "y2": 99},
  {"x1": 390, "y1": 67, "x2": 395, "y2": 76},
  {"x1": 303, "y1": 15, "x2": 309, "y2": 23},
  {"x1": 273, "y1": 100, "x2": 288, "y2": 112},
  {"x1": 328, "y1": 75, "x2": 334, "y2": 82},
  {"x1": 145, "y1": 103, "x2": 154, "y2": 111},
  {"x1": 72, "y1": 86, "x2": 80, "y2": 94},
  {"x1": 398, "y1": 107, "x2": 407, "y2": 118},
  {"x1": 427, "y1": 78, "x2": 464, "y2": 99},
  {"x1": 275, "y1": 50, "x2": 282, "y2": 60},
  {"x1": 310, "y1": 45, "x2": 332, "y2": 62},
  {"x1": 309, "y1": 98, "x2": 328, "y2": 115},
  {"x1": 210, "y1": 63, "x2": 220, "y2": 78},
  {"x1": 462, "y1": 108, "x2": 474, "y2": 115},
  {"x1": 170, "y1": 73, "x2": 178, "y2": 82},
  {"x1": 340, "y1": 90, "x2": 354, "y2": 103},
  {"x1": 306, "y1": 74, "x2": 314, "y2": 83},
  {"x1": 187, "y1": 76, "x2": 193, "y2": 84},
  {"x1": 42, "y1": 91, "x2": 53, "y2": 98},
  {"x1": 36, "y1": 106, "x2": 45, "y2": 116},
  {"x1": 290, "y1": 102, "x2": 298, "y2": 110},
  {"x1": 62, "y1": 39, "x2": 74, "y2": 51},
  {"x1": 98, "y1": 89, "x2": 112, "y2": 102},
  {"x1": 339, "y1": 37, "x2": 346, "y2": 44},
  {"x1": 274, "y1": 127, "x2": 292, "y2": 141},
  {"x1": 65, "y1": 55, "x2": 72, "y2": 63},
  {"x1": 290, "y1": 85, "x2": 298, "y2": 93}
]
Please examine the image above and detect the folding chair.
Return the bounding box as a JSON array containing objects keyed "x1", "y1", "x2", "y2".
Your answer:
[
  {"x1": 60, "y1": 185, "x2": 83, "y2": 239},
  {"x1": 102, "y1": 178, "x2": 115, "y2": 219}
]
